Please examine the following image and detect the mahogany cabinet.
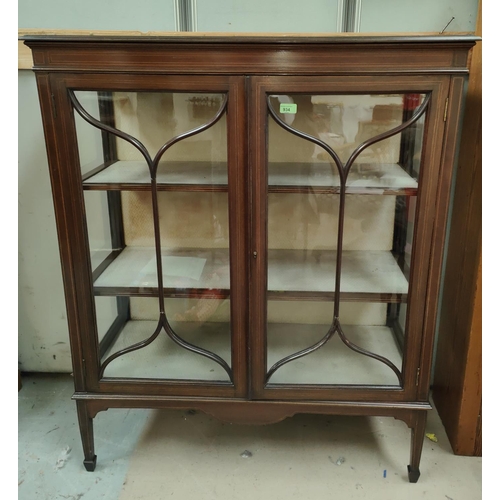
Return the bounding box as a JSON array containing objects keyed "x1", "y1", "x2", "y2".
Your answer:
[{"x1": 23, "y1": 34, "x2": 477, "y2": 482}]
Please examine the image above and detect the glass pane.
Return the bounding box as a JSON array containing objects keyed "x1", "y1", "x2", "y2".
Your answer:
[
  {"x1": 266, "y1": 92, "x2": 427, "y2": 386},
  {"x1": 94, "y1": 296, "x2": 118, "y2": 343},
  {"x1": 73, "y1": 90, "x2": 232, "y2": 382},
  {"x1": 103, "y1": 298, "x2": 231, "y2": 380},
  {"x1": 267, "y1": 302, "x2": 402, "y2": 385}
]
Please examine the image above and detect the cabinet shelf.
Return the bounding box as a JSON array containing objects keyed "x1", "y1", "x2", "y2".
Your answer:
[
  {"x1": 82, "y1": 160, "x2": 417, "y2": 196},
  {"x1": 82, "y1": 160, "x2": 229, "y2": 192},
  {"x1": 93, "y1": 247, "x2": 231, "y2": 299},
  {"x1": 268, "y1": 249, "x2": 408, "y2": 302},
  {"x1": 268, "y1": 162, "x2": 418, "y2": 195},
  {"x1": 93, "y1": 247, "x2": 408, "y2": 302}
]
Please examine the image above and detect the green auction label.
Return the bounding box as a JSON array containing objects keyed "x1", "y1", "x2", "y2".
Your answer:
[{"x1": 279, "y1": 103, "x2": 297, "y2": 114}]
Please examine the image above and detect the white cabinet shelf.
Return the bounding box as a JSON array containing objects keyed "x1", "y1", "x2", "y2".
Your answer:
[
  {"x1": 94, "y1": 247, "x2": 407, "y2": 302},
  {"x1": 93, "y1": 247, "x2": 230, "y2": 298},
  {"x1": 83, "y1": 160, "x2": 417, "y2": 195},
  {"x1": 268, "y1": 249, "x2": 408, "y2": 301}
]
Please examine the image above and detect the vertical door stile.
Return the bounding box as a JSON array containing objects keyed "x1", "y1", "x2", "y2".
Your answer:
[{"x1": 227, "y1": 76, "x2": 250, "y2": 397}]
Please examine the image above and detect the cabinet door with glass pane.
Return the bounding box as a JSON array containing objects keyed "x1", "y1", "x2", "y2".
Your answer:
[
  {"x1": 250, "y1": 76, "x2": 450, "y2": 401},
  {"x1": 56, "y1": 74, "x2": 247, "y2": 397}
]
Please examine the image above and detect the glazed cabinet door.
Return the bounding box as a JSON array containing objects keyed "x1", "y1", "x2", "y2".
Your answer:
[
  {"x1": 249, "y1": 75, "x2": 450, "y2": 401},
  {"x1": 39, "y1": 73, "x2": 248, "y2": 397}
]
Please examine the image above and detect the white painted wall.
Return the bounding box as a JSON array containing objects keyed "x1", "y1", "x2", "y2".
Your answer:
[
  {"x1": 197, "y1": 0, "x2": 340, "y2": 32},
  {"x1": 19, "y1": 0, "x2": 176, "y2": 31},
  {"x1": 18, "y1": 71, "x2": 72, "y2": 371},
  {"x1": 359, "y1": 0, "x2": 477, "y2": 33}
]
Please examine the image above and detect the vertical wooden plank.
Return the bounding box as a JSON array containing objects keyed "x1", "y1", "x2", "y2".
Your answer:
[
  {"x1": 18, "y1": 40, "x2": 34, "y2": 69},
  {"x1": 432, "y1": 0, "x2": 482, "y2": 456}
]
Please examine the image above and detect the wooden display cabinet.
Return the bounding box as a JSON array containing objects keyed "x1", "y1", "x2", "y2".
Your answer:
[{"x1": 23, "y1": 34, "x2": 478, "y2": 482}]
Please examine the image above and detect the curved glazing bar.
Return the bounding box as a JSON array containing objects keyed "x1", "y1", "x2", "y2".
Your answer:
[
  {"x1": 343, "y1": 94, "x2": 431, "y2": 175},
  {"x1": 150, "y1": 96, "x2": 228, "y2": 175},
  {"x1": 69, "y1": 92, "x2": 154, "y2": 174},
  {"x1": 148, "y1": 96, "x2": 231, "y2": 380},
  {"x1": 99, "y1": 317, "x2": 163, "y2": 379},
  {"x1": 267, "y1": 97, "x2": 345, "y2": 182},
  {"x1": 336, "y1": 323, "x2": 403, "y2": 385},
  {"x1": 99, "y1": 313, "x2": 233, "y2": 380},
  {"x1": 265, "y1": 93, "x2": 430, "y2": 385},
  {"x1": 265, "y1": 322, "x2": 337, "y2": 384},
  {"x1": 70, "y1": 91, "x2": 233, "y2": 381}
]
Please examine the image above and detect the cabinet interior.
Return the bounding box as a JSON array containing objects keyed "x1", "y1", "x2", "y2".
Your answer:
[{"x1": 76, "y1": 89, "x2": 424, "y2": 386}]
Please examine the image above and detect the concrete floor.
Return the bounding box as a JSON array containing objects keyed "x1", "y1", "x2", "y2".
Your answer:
[{"x1": 18, "y1": 374, "x2": 481, "y2": 500}]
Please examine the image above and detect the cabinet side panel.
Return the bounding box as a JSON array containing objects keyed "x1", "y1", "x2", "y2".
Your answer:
[
  {"x1": 33, "y1": 73, "x2": 90, "y2": 390},
  {"x1": 417, "y1": 76, "x2": 469, "y2": 401}
]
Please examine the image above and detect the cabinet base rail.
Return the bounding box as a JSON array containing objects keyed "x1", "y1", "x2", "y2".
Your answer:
[{"x1": 73, "y1": 393, "x2": 429, "y2": 482}]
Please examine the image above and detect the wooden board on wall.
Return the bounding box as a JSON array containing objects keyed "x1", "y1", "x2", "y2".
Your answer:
[{"x1": 432, "y1": 0, "x2": 481, "y2": 457}]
